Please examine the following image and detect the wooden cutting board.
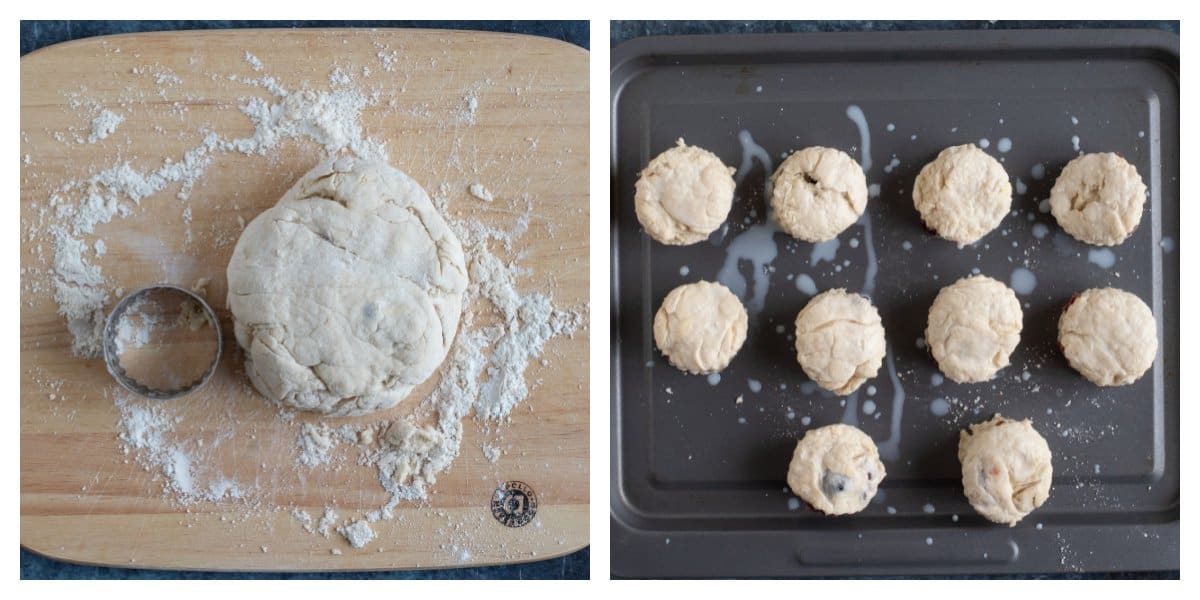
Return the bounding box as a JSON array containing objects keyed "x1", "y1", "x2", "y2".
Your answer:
[{"x1": 20, "y1": 29, "x2": 588, "y2": 571}]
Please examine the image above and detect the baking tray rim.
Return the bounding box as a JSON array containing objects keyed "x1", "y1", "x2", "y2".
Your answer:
[{"x1": 609, "y1": 27, "x2": 1180, "y2": 577}]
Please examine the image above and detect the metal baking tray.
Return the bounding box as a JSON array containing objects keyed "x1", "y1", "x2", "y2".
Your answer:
[{"x1": 610, "y1": 29, "x2": 1178, "y2": 577}]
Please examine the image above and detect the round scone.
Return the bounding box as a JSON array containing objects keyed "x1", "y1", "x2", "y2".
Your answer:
[
  {"x1": 1049, "y1": 152, "x2": 1147, "y2": 246},
  {"x1": 787, "y1": 424, "x2": 886, "y2": 515},
  {"x1": 959, "y1": 414, "x2": 1052, "y2": 527},
  {"x1": 925, "y1": 275, "x2": 1023, "y2": 383},
  {"x1": 653, "y1": 281, "x2": 748, "y2": 374},
  {"x1": 770, "y1": 146, "x2": 869, "y2": 242},
  {"x1": 794, "y1": 289, "x2": 886, "y2": 395},
  {"x1": 913, "y1": 144, "x2": 1012, "y2": 246},
  {"x1": 634, "y1": 138, "x2": 736, "y2": 245},
  {"x1": 227, "y1": 157, "x2": 468, "y2": 416},
  {"x1": 1058, "y1": 287, "x2": 1157, "y2": 386}
]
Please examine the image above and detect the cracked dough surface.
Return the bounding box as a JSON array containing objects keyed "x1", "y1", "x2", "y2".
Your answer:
[
  {"x1": 787, "y1": 424, "x2": 886, "y2": 515},
  {"x1": 227, "y1": 157, "x2": 468, "y2": 416},
  {"x1": 793, "y1": 289, "x2": 886, "y2": 395},
  {"x1": 959, "y1": 414, "x2": 1052, "y2": 527},
  {"x1": 926, "y1": 275, "x2": 1023, "y2": 383},
  {"x1": 1058, "y1": 287, "x2": 1157, "y2": 386},
  {"x1": 770, "y1": 146, "x2": 868, "y2": 242},
  {"x1": 1049, "y1": 152, "x2": 1147, "y2": 246},
  {"x1": 635, "y1": 138, "x2": 736, "y2": 245},
  {"x1": 913, "y1": 144, "x2": 1012, "y2": 246},
  {"x1": 653, "y1": 280, "x2": 747, "y2": 374}
]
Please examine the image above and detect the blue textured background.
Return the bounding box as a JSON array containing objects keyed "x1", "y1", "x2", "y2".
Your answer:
[
  {"x1": 19, "y1": 19, "x2": 588, "y2": 580},
  {"x1": 610, "y1": 20, "x2": 1178, "y2": 46},
  {"x1": 609, "y1": 19, "x2": 1179, "y2": 580}
]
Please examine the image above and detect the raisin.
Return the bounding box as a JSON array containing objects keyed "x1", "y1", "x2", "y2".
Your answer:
[
  {"x1": 1062, "y1": 292, "x2": 1081, "y2": 314},
  {"x1": 821, "y1": 471, "x2": 850, "y2": 497}
]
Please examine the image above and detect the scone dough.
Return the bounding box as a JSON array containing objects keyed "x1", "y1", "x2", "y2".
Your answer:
[
  {"x1": 913, "y1": 144, "x2": 1012, "y2": 246},
  {"x1": 1049, "y1": 152, "x2": 1147, "y2": 246},
  {"x1": 653, "y1": 281, "x2": 748, "y2": 374},
  {"x1": 227, "y1": 157, "x2": 468, "y2": 416},
  {"x1": 959, "y1": 414, "x2": 1053, "y2": 527},
  {"x1": 634, "y1": 138, "x2": 736, "y2": 245},
  {"x1": 925, "y1": 275, "x2": 1023, "y2": 383},
  {"x1": 794, "y1": 289, "x2": 886, "y2": 395},
  {"x1": 1058, "y1": 287, "x2": 1157, "y2": 386},
  {"x1": 771, "y1": 146, "x2": 869, "y2": 242},
  {"x1": 787, "y1": 424, "x2": 886, "y2": 515}
]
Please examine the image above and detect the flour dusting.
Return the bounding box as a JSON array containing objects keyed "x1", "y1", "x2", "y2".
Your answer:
[
  {"x1": 87, "y1": 109, "x2": 124, "y2": 143},
  {"x1": 115, "y1": 391, "x2": 247, "y2": 504},
  {"x1": 338, "y1": 520, "x2": 376, "y2": 549},
  {"x1": 468, "y1": 183, "x2": 494, "y2": 202}
]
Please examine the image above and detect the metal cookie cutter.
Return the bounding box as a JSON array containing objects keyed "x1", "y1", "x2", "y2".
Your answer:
[{"x1": 102, "y1": 284, "x2": 223, "y2": 400}]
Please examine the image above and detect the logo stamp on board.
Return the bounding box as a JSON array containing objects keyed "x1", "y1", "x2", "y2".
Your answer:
[{"x1": 491, "y1": 480, "x2": 538, "y2": 527}]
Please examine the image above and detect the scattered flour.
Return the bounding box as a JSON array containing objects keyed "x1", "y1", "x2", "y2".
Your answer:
[
  {"x1": 296, "y1": 422, "x2": 339, "y2": 468},
  {"x1": 112, "y1": 296, "x2": 157, "y2": 354},
  {"x1": 114, "y1": 391, "x2": 245, "y2": 504},
  {"x1": 316, "y1": 508, "x2": 338, "y2": 538},
  {"x1": 469, "y1": 183, "x2": 494, "y2": 202},
  {"x1": 461, "y1": 95, "x2": 479, "y2": 125},
  {"x1": 87, "y1": 110, "x2": 124, "y2": 143},
  {"x1": 243, "y1": 51, "x2": 264, "y2": 71},
  {"x1": 292, "y1": 508, "x2": 315, "y2": 533},
  {"x1": 338, "y1": 520, "x2": 376, "y2": 549},
  {"x1": 375, "y1": 43, "x2": 399, "y2": 72}
]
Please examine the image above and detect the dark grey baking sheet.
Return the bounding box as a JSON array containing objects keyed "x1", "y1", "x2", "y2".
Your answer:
[{"x1": 610, "y1": 29, "x2": 1179, "y2": 578}]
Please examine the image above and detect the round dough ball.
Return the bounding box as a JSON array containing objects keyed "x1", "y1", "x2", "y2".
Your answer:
[
  {"x1": 1049, "y1": 152, "x2": 1147, "y2": 246},
  {"x1": 1058, "y1": 287, "x2": 1157, "y2": 386},
  {"x1": 787, "y1": 423, "x2": 886, "y2": 515},
  {"x1": 925, "y1": 275, "x2": 1023, "y2": 383},
  {"x1": 959, "y1": 414, "x2": 1052, "y2": 527},
  {"x1": 227, "y1": 157, "x2": 468, "y2": 416},
  {"x1": 913, "y1": 144, "x2": 1012, "y2": 246},
  {"x1": 634, "y1": 138, "x2": 736, "y2": 245},
  {"x1": 653, "y1": 281, "x2": 748, "y2": 374},
  {"x1": 794, "y1": 289, "x2": 886, "y2": 395},
  {"x1": 770, "y1": 146, "x2": 869, "y2": 242}
]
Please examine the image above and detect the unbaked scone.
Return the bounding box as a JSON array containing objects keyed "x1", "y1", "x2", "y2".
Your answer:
[
  {"x1": 793, "y1": 289, "x2": 886, "y2": 395},
  {"x1": 653, "y1": 281, "x2": 748, "y2": 374},
  {"x1": 925, "y1": 275, "x2": 1023, "y2": 384},
  {"x1": 634, "y1": 138, "x2": 736, "y2": 245},
  {"x1": 227, "y1": 157, "x2": 467, "y2": 416},
  {"x1": 1058, "y1": 287, "x2": 1157, "y2": 386},
  {"x1": 787, "y1": 423, "x2": 886, "y2": 515},
  {"x1": 770, "y1": 146, "x2": 868, "y2": 242},
  {"x1": 1049, "y1": 152, "x2": 1147, "y2": 246},
  {"x1": 959, "y1": 414, "x2": 1052, "y2": 527},
  {"x1": 912, "y1": 144, "x2": 1012, "y2": 246}
]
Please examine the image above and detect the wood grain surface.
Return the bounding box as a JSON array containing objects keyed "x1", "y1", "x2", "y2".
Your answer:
[{"x1": 20, "y1": 28, "x2": 589, "y2": 571}]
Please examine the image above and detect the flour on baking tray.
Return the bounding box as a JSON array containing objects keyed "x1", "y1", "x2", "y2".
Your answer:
[{"x1": 21, "y1": 45, "x2": 583, "y2": 558}]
